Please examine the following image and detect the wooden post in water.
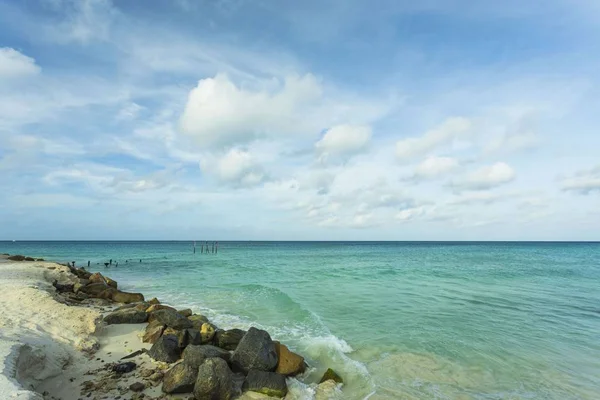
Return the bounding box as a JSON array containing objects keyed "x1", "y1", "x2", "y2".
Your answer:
[
  {"x1": 205, "y1": 242, "x2": 209, "y2": 255},
  {"x1": 215, "y1": 241, "x2": 218, "y2": 254},
  {"x1": 87, "y1": 260, "x2": 90, "y2": 268}
]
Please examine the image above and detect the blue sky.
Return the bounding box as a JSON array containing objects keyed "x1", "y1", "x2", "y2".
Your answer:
[{"x1": 1, "y1": 0, "x2": 599, "y2": 240}]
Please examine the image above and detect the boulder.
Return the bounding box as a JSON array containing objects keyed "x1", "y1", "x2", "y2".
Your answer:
[
  {"x1": 186, "y1": 328, "x2": 202, "y2": 346},
  {"x1": 88, "y1": 272, "x2": 108, "y2": 285},
  {"x1": 116, "y1": 302, "x2": 149, "y2": 312},
  {"x1": 69, "y1": 266, "x2": 92, "y2": 279},
  {"x1": 73, "y1": 279, "x2": 90, "y2": 293},
  {"x1": 182, "y1": 345, "x2": 231, "y2": 368},
  {"x1": 112, "y1": 291, "x2": 145, "y2": 304},
  {"x1": 130, "y1": 382, "x2": 145, "y2": 392},
  {"x1": 319, "y1": 368, "x2": 343, "y2": 384},
  {"x1": 104, "y1": 309, "x2": 148, "y2": 325},
  {"x1": 231, "y1": 327, "x2": 278, "y2": 373},
  {"x1": 52, "y1": 280, "x2": 74, "y2": 293},
  {"x1": 215, "y1": 329, "x2": 246, "y2": 351},
  {"x1": 7, "y1": 255, "x2": 26, "y2": 261},
  {"x1": 78, "y1": 282, "x2": 110, "y2": 296},
  {"x1": 178, "y1": 308, "x2": 193, "y2": 317},
  {"x1": 148, "y1": 335, "x2": 181, "y2": 363},
  {"x1": 243, "y1": 370, "x2": 288, "y2": 398},
  {"x1": 163, "y1": 327, "x2": 189, "y2": 348},
  {"x1": 24, "y1": 257, "x2": 35, "y2": 261},
  {"x1": 162, "y1": 362, "x2": 198, "y2": 394},
  {"x1": 146, "y1": 304, "x2": 177, "y2": 313},
  {"x1": 152, "y1": 309, "x2": 192, "y2": 330},
  {"x1": 97, "y1": 288, "x2": 118, "y2": 300},
  {"x1": 143, "y1": 320, "x2": 166, "y2": 344},
  {"x1": 274, "y1": 342, "x2": 306, "y2": 376},
  {"x1": 188, "y1": 314, "x2": 209, "y2": 329},
  {"x1": 315, "y1": 379, "x2": 341, "y2": 400},
  {"x1": 111, "y1": 361, "x2": 136, "y2": 374},
  {"x1": 200, "y1": 322, "x2": 217, "y2": 344},
  {"x1": 193, "y1": 357, "x2": 234, "y2": 400},
  {"x1": 148, "y1": 297, "x2": 160, "y2": 305}
]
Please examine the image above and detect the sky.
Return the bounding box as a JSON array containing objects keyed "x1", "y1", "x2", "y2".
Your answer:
[{"x1": 0, "y1": 0, "x2": 599, "y2": 240}]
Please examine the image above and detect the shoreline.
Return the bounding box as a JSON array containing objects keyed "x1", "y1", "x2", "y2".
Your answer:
[{"x1": 0, "y1": 254, "x2": 343, "y2": 400}]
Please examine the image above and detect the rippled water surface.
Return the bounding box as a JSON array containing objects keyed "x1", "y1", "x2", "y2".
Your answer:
[{"x1": 2, "y1": 241, "x2": 599, "y2": 399}]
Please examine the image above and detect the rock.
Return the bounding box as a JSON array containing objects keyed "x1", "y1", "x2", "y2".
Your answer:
[
  {"x1": 146, "y1": 304, "x2": 177, "y2": 313},
  {"x1": 200, "y1": 322, "x2": 217, "y2": 344},
  {"x1": 36, "y1": 258, "x2": 44, "y2": 261},
  {"x1": 148, "y1": 335, "x2": 181, "y2": 363},
  {"x1": 231, "y1": 327, "x2": 278, "y2": 373},
  {"x1": 7, "y1": 255, "x2": 26, "y2": 261},
  {"x1": 178, "y1": 308, "x2": 193, "y2": 317},
  {"x1": 164, "y1": 327, "x2": 190, "y2": 348},
  {"x1": 24, "y1": 257, "x2": 35, "y2": 261},
  {"x1": 315, "y1": 379, "x2": 341, "y2": 400},
  {"x1": 79, "y1": 282, "x2": 112, "y2": 297},
  {"x1": 104, "y1": 309, "x2": 148, "y2": 325},
  {"x1": 130, "y1": 382, "x2": 145, "y2": 392},
  {"x1": 152, "y1": 309, "x2": 192, "y2": 330},
  {"x1": 148, "y1": 297, "x2": 160, "y2": 305},
  {"x1": 215, "y1": 329, "x2": 246, "y2": 351},
  {"x1": 188, "y1": 314, "x2": 209, "y2": 329},
  {"x1": 111, "y1": 362, "x2": 136, "y2": 374},
  {"x1": 193, "y1": 357, "x2": 234, "y2": 400},
  {"x1": 162, "y1": 362, "x2": 198, "y2": 394},
  {"x1": 319, "y1": 368, "x2": 343, "y2": 384},
  {"x1": 69, "y1": 266, "x2": 92, "y2": 279},
  {"x1": 274, "y1": 342, "x2": 306, "y2": 376},
  {"x1": 52, "y1": 279, "x2": 74, "y2": 293},
  {"x1": 186, "y1": 328, "x2": 202, "y2": 346},
  {"x1": 243, "y1": 370, "x2": 288, "y2": 398},
  {"x1": 121, "y1": 349, "x2": 146, "y2": 360},
  {"x1": 98, "y1": 288, "x2": 118, "y2": 300},
  {"x1": 88, "y1": 272, "x2": 108, "y2": 285},
  {"x1": 143, "y1": 320, "x2": 166, "y2": 344},
  {"x1": 182, "y1": 345, "x2": 231, "y2": 368},
  {"x1": 112, "y1": 291, "x2": 145, "y2": 304},
  {"x1": 116, "y1": 302, "x2": 149, "y2": 312}
]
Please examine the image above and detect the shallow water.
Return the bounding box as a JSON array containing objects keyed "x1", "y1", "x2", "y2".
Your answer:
[{"x1": 2, "y1": 241, "x2": 599, "y2": 399}]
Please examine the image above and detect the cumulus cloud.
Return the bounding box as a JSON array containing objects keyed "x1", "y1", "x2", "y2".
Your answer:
[
  {"x1": 0, "y1": 48, "x2": 41, "y2": 79},
  {"x1": 452, "y1": 162, "x2": 516, "y2": 191},
  {"x1": 315, "y1": 124, "x2": 372, "y2": 158},
  {"x1": 413, "y1": 156, "x2": 459, "y2": 179},
  {"x1": 395, "y1": 117, "x2": 472, "y2": 161},
  {"x1": 179, "y1": 73, "x2": 323, "y2": 148},
  {"x1": 200, "y1": 148, "x2": 266, "y2": 187},
  {"x1": 560, "y1": 165, "x2": 600, "y2": 194}
]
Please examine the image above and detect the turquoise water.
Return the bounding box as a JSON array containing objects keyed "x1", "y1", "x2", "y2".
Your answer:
[{"x1": 2, "y1": 241, "x2": 599, "y2": 399}]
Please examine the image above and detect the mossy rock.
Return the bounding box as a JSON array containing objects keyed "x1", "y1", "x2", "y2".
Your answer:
[{"x1": 319, "y1": 368, "x2": 343, "y2": 384}]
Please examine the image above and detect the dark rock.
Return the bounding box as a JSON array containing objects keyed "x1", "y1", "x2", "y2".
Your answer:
[
  {"x1": 152, "y1": 309, "x2": 192, "y2": 330},
  {"x1": 319, "y1": 368, "x2": 343, "y2": 384},
  {"x1": 215, "y1": 329, "x2": 246, "y2": 351},
  {"x1": 52, "y1": 280, "x2": 74, "y2": 293},
  {"x1": 79, "y1": 283, "x2": 112, "y2": 297},
  {"x1": 104, "y1": 309, "x2": 148, "y2": 325},
  {"x1": 274, "y1": 341, "x2": 306, "y2": 376},
  {"x1": 111, "y1": 362, "x2": 136, "y2": 374},
  {"x1": 36, "y1": 258, "x2": 45, "y2": 261},
  {"x1": 129, "y1": 382, "x2": 145, "y2": 392},
  {"x1": 115, "y1": 302, "x2": 149, "y2": 312},
  {"x1": 7, "y1": 255, "x2": 26, "y2": 261},
  {"x1": 243, "y1": 369, "x2": 288, "y2": 398},
  {"x1": 162, "y1": 363, "x2": 198, "y2": 394},
  {"x1": 24, "y1": 257, "x2": 35, "y2": 261},
  {"x1": 112, "y1": 291, "x2": 144, "y2": 304},
  {"x1": 146, "y1": 304, "x2": 177, "y2": 314},
  {"x1": 186, "y1": 328, "x2": 202, "y2": 346},
  {"x1": 148, "y1": 335, "x2": 181, "y2": 363},
  {"x1": 182, "y1": 345, "x2": 231, "y2": 368},
  {"x1": 193, "y1": 358, "x2": 234, "y2": 400},
  {"x1": 88, "y1": 272, "x2": 117, "y2": 288},
  {"x1": 68, "y1": 265, "x2": 92, "y2": 279},
  {"x1": 164, "y1": 327, "x2": 189, "y2": 348},
  {"x1": 178, "y1": 308, "x2": 193, "y2": 317},
  {"x1": 187, "y1": 314, "x2": 209, "y2": 329},
  {"x1": 230, "y1": 327, "x2": 278, "y2": 373},
  {"x1": 143, "y1": 320, "x2": 166, "y2": 344},
  {"x1": 148, "y1": 297, "x2": 160, "y2": 305}
]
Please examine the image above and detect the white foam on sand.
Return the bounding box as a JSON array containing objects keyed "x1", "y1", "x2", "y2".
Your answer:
[{"x1": 0, "y1": 261, "x2": 101, "y2": 399}]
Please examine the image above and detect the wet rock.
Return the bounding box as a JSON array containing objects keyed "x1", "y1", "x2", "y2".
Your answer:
[
  {"x1": 315, "y1": 379, "x2": 342, "y2": 400},
  {"x1": 243, "y1": 370, "x2": 288, "y2": 398},
  {"x1": 193, "y1": 358, "x2": 234, "y2": 400},
  {"x1": 182, "y1": 344, "x2": 231, "y2": 368},
  {"x1": 152, "y1": 309, "x2": 192, "y2": 330},
  {"x1": 104, "y1": 309, "x2": 148, "y2": 324},
  {"x1": 215, "y1": 329, "x2": 246, "y2": 351},
  {"x1": 162, "y1": 362, "x2": 198, "y2": 394},
  {"x1": 112, "y1": 290, "x2": 145, "y2": 304},
  {"x1": 111, "y1": 361, "x2": 136, "y2": 374},
  {"x1": 143, "y1": 320, "x2": 166, "y2": 344},
  {"x1": 274, "y1": 342, "x2": 306, "y2": 376},
  {"x1": 186, "y1": 328, "x2": 202, "y2": 346},
  {"x1": 187, "y1": 314, "x2": 209, "y2": 329},
  {"x1": 148, "y1": 335, "x2": 181, "y2": 363},
  {"x1": 200, "y1": 322, "x2": 217, "y2": 344},
  {"x1": 231, "y1": 327, "x2": 278, "y2": 373},
  {"x1": 319, "y1": 368, "x2": 343, "y2": 384},
  {"x1": 164, "y1": 327, "x2": 190, "y2": 348},
  {"x1": 178, "y1": 308, "x2": 193, "y2": 317},
  {"x1": 130, "y1": 382, "x2": 145, "y2": 392}
]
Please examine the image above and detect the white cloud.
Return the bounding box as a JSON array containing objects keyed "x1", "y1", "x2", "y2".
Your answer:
[
  {"x1": 117, "y1": 102, "x2": 144, "y2": 120},
  {"x1": 395, "y1": 206, "x2": 427, "y2": 221},
  {"x1": 452, "y1": 162, "x2": 516, "y2": 191},
  {"x1": 414, "y1": 156, "x2": 459, "y2": 179},
  {"x1": 395, "y1": 117, "x2": 472, "y2": 161},
  {"x1": 50, "y1": 0, "x2": 117, "y2": 44},
  {"x1": 0, "y1": 48, "x2": 41, "y2": 79},
  {"x1": 200, "y1": 148, "x2": 266, "y2": 187},
  {"x1": 560, "y1": 165, "x2": 600, "y2": 194},
  {"x1": 315, "y1": 124, "x2": 372, "y2": 157}
]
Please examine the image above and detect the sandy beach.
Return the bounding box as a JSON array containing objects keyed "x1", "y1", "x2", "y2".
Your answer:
[{"x1": 0, "y1": 256, "x2": 342, "y2": 400}]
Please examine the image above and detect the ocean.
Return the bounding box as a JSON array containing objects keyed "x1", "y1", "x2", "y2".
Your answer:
[{"x1": 1, "y1": 241, "x2": 599, "y2": 399}]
